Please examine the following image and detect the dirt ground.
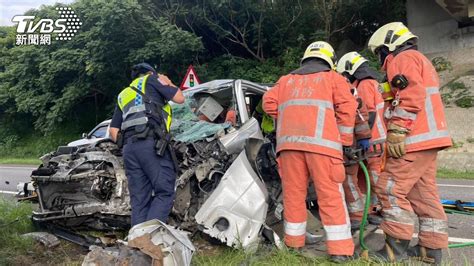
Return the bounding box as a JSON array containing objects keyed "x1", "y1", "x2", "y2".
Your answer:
[{"x1": 11, "y1": 241, "x2": 87, "y2": 266}]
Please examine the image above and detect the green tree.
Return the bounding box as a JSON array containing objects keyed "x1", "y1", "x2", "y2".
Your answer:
[
  {"x1": 0, "y1": 0, "x2": 203, "y2": 134},
  {"x1": 147, "y1": 0, "x2": 405, "y2": 62}
]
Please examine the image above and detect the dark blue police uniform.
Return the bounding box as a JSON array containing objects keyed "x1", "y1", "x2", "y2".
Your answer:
[{"x1": 111, "y1": 71, "x2": 178, "y2": 226}]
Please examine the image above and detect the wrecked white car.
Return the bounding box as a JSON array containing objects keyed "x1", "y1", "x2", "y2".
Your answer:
[
  {"x1": 27, "y1": 79, "x2": 318, "y2": 250},
  {"x1": 67, "y1": 119, "x2": 111, "y2": 147}
]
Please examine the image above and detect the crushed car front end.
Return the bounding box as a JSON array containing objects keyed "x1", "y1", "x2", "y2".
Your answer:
[{"x1": 27, "y1": 79, "x2": 307, "y2": 250}]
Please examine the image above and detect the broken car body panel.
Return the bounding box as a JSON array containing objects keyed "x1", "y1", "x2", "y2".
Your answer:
[
  {"x1": 128, "y1": 219, "x2": 195, "y2": 266},
  {"x1": 219, "y1": 118, "x2": 263, "y2": 155},
  {"x1": 194, "y1": 148, "x2": 268, "y2": 250},
  {"x1": 31, "y1": 141, "x2": 130, "y2": 229}
]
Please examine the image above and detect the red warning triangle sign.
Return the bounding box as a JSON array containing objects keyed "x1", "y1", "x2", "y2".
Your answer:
[{"x1": 180, "y1": 65, "x2": 201, "y2": 90}]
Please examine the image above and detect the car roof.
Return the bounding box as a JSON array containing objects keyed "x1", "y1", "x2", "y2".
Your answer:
[
  {"x1": 98, "y1": 119, "x2": 111, "y2": 126},
  {"x1": 182, "y1": 79, "x2": 271, "y2": 97},
  {"x1": 182, "y1": 79, "x2": 234, "y2": 96}
]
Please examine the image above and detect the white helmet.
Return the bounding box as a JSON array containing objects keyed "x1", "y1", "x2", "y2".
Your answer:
[
  {"x1": 368, "y1": 22, "x2": 418, "y2": 54},
  {"x1": 336, "y1": 52, "x2": 368, "y2": 76},
  {"x1": 302, "y1": 41, "x2": 336, "y2": 69}
]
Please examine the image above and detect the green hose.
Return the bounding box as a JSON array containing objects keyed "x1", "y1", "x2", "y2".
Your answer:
[
  {"x1": 448, "y1": 242, "x2": 474, "y2": 248},
  {"x1": 444, "y1": 209, "x2": 474, "y2": 216},
  {"x1": 445, "y1": 211, "x2": 474, "y2": 248},
  {"x1": 358, "y1": 161, "x2": 371, "y2": 254}
]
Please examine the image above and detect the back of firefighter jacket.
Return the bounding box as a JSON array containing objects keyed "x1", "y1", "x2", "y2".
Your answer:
[{"x1": 263, "y1": 70, "x2": 358, "y2": 160}]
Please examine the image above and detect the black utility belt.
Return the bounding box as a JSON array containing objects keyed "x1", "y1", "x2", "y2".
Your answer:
[
  {"x1": 120, "y1": 125, "x2": 171, "y2": 157},
  {"x1": 124, "y1": 135, "x2": 155, "y2": 145},
  {"x1": 121, "y1": 126, "x2": 154, "y2": 145},
  {"x1": 125, "y1": 131, "x2": 170, "y2": 157}
]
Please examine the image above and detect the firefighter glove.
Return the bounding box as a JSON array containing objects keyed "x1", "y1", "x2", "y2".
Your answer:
[{"x1": 387, "y1": 123, "x2": 409, "y2": 158}]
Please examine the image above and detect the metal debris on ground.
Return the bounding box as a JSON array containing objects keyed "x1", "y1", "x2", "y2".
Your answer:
[
  {"x1": 21, "y1": 232, "x2": 60, "y2": 248},
  {"x1": 82, "y1": 244, "x2": 152, "y2": 266},
  {"x1": 128, "y1": 219, "x2": 195, "y2": 266},
  {"x1": 82, "y1": 219, "x2": 195, "y2": 266}
]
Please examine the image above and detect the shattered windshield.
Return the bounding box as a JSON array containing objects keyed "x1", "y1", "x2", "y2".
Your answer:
[{"x1": 170, "y1": 93, "x2": 231, "y2": 143}]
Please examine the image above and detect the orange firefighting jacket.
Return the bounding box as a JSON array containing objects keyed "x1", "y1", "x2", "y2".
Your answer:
[
  {"x1": 354, "y1": 79, "x2": 386, "y2": 144},
  {"x1": 263, "y1": 70, "x2": 358, "y2": 160},
  {"x1": 385, "y1": 49, "x2": 452, "y2": 152}
]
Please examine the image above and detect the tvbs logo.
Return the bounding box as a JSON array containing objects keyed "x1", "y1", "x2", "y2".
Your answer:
[
  {"x1": 13, "y1": 16, "x2": 66, "y2": 33},
  {"x1": 12, "y1": 7, "x2": 81, "y2": 45}
]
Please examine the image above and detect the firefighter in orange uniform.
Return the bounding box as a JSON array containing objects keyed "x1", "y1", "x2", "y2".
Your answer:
[
  {"x1": 336, "y1": 52, "x2": 386, "y2": 228},
  {"x1": 367, "y1": 22, "x2": 452, "y2": 264},
  {"x1": 263, "y1": 41, "x2": 357, "y2": 262}
]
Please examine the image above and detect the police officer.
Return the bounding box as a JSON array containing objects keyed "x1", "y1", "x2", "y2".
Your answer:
[{"x1": 109, "y1": 63, "x2": 185, "y2": 226}]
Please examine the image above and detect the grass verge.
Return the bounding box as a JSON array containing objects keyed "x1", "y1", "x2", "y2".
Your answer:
[
  {"x1": 0, "y1": 197, "x2": 85, "y2": 265},
  {"x1": 192, "y1": 245, "x2": 455, "y2": 265},
  {"x1": 193, "y1": 247, "x2": 374, "y2": 266},
  {"x1": 0, "y1": 157, "x2": 40, "y2": 165},
  {"x1": 0, "y1": 197, "x2": 35, "y2": 265},
  {"x1": 0, "y1": 196, "x2": 466, "y2": 265},
  {"x1": 437, "y1": 168, "x2": 474, "y2": 180},
  {"x1": 0, "y1": 130, "x2": 79, "y2": 163}
]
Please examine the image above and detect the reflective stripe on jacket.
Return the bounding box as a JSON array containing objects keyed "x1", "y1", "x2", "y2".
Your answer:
[
  {"x1": 351, "y1": 86, "x2": 372, "y2": 141},
  {"x1": 386, "y1": 50, "x2": 451, "y2": 152},
  {"x1": 118, "y1": 75, "x2": 172, "y2": 132},
  {"x1": 355, "y1": 79, "x2": 387, "y2": 144},
  {"x1": 263, "y1": 70, "x2": 358, "y2": 159}
]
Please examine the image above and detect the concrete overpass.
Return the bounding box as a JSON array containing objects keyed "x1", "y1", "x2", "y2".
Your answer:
[
  {"x1": 407, "y1": 0, "x2": 474, "y2": 54},
  {"x1": 435, "y1": 0, "x2": 474, "y2": 24}
]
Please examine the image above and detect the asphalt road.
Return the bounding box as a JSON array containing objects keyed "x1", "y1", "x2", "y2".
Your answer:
[
  {"x1": 0, "y1": 165, "x2": 473, "y2": 264},
  {"x1": 0, "y1": 165, "x2": 36, "y2": 195},
  {"x1": 1, "y1": 164, "x2": 473, "y2": 199},
  {"x1": 437, "y1": 179, "x2": 474, "y2": 201}
]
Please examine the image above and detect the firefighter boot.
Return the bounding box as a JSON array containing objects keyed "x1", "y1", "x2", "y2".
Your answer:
[
  {"x1": 330, "y1": 255, "x2": 354, "y2": 263},
  {"x1": 370, "y1": 234, "x2": 410, "y2": 262},
  {"x1": 407, "y1": 245, "x2": 442, "y2": 265},
  {"x1": 368, "y1": 213, "x2": 383, "y2": 225},
  {"x1": 305, "y1": 232, "x2": 323, "y2": 245},
  {"x1": 350, "y1": 220, "x2": 361, "y2": 232}
]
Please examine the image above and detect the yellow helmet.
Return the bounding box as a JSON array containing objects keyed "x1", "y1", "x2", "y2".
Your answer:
[
  {"x1": 336, "y1": 51, "x2": 368, "y2": 76},
  {"x1": 368, "y1": 22, "x2": 418, "y2": 53},
  {"x1": 302, "y1": 41, "x2": 336, "y2": 69}
]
